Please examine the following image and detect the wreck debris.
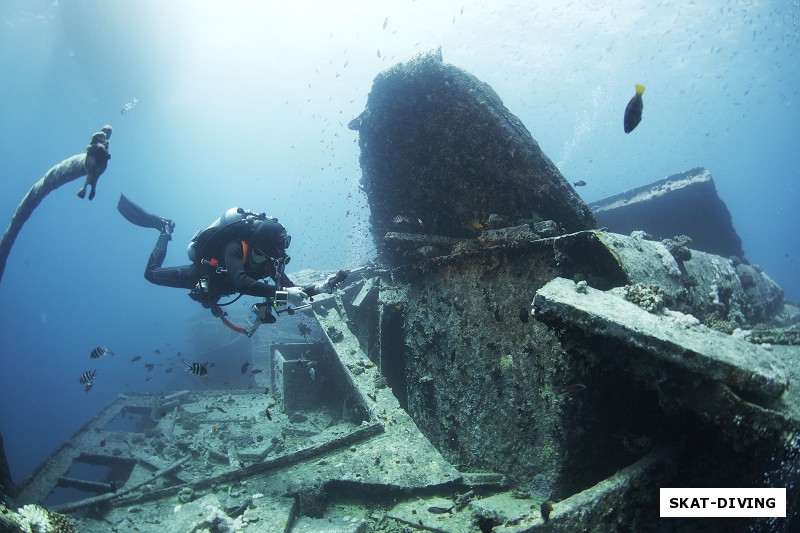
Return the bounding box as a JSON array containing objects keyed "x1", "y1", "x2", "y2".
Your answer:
[
  {"x1": 589, "y1": 167, "x2": 744, "y2": 258},
  {"x1": 8, "y1": 234, "x2": 800, "y2": 531},
  {"x1": 533, "y1": 276, "x2": 787, "y2": 401},
  {"x1": 552, "y1": 230, "x2": 785, "y2": 330},
  {"x1": 0, "y1": 432, "x2": 12, "y2": 494},
  {"x1": 52, "y1": 455, "x2": 191, "y2": 513},
  {"x1": 350, "y1": 48, "x2": 594, "y2": 260}
]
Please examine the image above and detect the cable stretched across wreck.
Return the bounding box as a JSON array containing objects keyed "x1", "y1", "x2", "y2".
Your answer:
[{"x1": 0, "y1": 125, "x2": 112, "y2": 284}]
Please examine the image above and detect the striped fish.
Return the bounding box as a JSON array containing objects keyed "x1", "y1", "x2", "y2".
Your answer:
[
  {"x1": 183, "y1": 360, "x2": 208, "y2": 376},
  {"x1": 120, "y1": 97, "x2": 138, "y2": 114},
  {"x1": 392, "y1": 215, "x2": 424, "y2": 229},
  {"x1": 79, "y1": 370, "x2": 97, "y2": 393},
  {"x1": 90, "y1": 347, "x2": 113, "y2": 359}
]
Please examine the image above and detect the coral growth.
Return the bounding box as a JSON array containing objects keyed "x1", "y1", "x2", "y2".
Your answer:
[
  {"x1": 661, "y1": 235, "x2": 693, "y2": 263},
  {"x1": 195, "y1": 503, "x2": 243, "y2": 533},
  {"x1": 0, "y1": 503, "x2": 76, "y2": 533},
  {"x1": 623, "y1": 283, "x2": 667, "y2": 312}
]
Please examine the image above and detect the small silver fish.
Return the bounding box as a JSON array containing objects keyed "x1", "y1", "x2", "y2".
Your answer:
[
  {"x1": 309, "y1": 367, "x2": 316, "y2": 381},
  {"x1": 90, "y1": 347, "x2": 113, "y2": 359}
]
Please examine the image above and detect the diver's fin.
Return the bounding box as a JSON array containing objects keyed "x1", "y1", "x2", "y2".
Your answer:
[{"x1": 117, "y1": 194, "x2": 168, "y2": 230}]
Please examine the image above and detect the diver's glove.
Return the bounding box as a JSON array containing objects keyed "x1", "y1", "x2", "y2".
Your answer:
[
  {"x1": 314, "y1": 270, "x2": 348, "y2": 294},
  {"x1": 285, "y1": 286, "x2": 308, "y2": 307}
]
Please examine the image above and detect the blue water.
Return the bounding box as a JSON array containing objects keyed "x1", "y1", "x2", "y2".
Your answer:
[{"x1": 1, "y1": 0, "x2": 798, "y2": 485}]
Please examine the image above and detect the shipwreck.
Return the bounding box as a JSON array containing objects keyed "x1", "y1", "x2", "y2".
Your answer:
[{"x1": 2, "y1": 49, "x2": 798, "y2": 533}]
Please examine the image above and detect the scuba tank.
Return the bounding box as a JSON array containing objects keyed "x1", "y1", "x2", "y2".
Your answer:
[{"x1": 187, "y1": 207, "x2": 276, "y2": 265}]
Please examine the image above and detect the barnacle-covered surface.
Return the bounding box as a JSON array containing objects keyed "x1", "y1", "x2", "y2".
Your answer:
[
  {"x1": 385, "y1": 243, "x2": 569, "y2": 487},
  {"x1": 349, "y1": 48, "x2": 595, "y2": 259}
]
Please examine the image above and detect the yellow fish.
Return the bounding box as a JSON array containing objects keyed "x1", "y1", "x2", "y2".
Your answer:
[{"x1": 624, "y1": 84, "x2": 645, "y2": 133}]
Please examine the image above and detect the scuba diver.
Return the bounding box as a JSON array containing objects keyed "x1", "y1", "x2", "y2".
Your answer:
[{"x1": 117, "y1": 194, "x2": 346, "y2": 335}]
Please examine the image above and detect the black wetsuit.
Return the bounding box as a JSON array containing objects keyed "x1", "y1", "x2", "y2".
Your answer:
[
  {"x1": 144, "y1": 230, "x2": 198, "y2": 290},
  {"x1": 144, "y1": 230, "x2": 319, "y2": 309}
]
